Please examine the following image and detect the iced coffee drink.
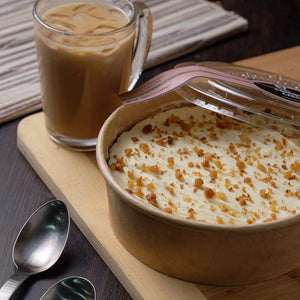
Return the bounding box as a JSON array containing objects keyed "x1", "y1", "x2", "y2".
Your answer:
[{"x1": 33, "y1": 0, "x2": 152, "y2": 150}]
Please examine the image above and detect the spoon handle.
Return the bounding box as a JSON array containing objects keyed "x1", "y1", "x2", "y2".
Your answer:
[{"x1": 0, "y1": 270, "x2": 29, "y2": 299}]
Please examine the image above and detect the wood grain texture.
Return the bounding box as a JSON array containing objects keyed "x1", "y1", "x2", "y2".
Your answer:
[
  {"x1": 237, "y1": 46, "x2": 300, "y2": 79},
  {"x1": 1, "y1": 1, "x2": 300, "y2": 299},
  {"x1": 17, "y1": 46, "x2": 300, "y2": 300}
]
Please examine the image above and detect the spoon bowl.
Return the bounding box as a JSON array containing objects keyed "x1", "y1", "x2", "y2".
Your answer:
[
  {"x1": 40, "y1": 276, "x2": 96, "y2": 300},
  {"x1": 0, "y1": 200, "x2": 70, "y2": 299}
]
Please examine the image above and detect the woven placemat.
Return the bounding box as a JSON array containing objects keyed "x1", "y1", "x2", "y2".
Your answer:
[{"x1": 0, "y1": 0, "x2": 248, "y2": 124}]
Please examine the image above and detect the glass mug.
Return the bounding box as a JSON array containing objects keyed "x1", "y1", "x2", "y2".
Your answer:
[{"x1": 33, "y1": 0, "x2": 152, "y2": 150}]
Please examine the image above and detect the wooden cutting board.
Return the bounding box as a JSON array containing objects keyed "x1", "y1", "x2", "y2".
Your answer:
[{"x1": 17, "y1": 46, "x2": 300, "y2": 300}]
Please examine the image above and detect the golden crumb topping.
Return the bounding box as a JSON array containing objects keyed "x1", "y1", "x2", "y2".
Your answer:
[{"x1": 109, "y1": 106, "x2": 300, "y2": 225}]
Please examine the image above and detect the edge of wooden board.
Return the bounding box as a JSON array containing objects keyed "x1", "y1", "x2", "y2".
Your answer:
[{"x1": 17, "y1": 109, "x2": 206, "y2": 300}]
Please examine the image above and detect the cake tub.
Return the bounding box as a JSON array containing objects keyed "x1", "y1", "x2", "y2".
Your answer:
[{"x1": 96, "y1": 92, "x2": 300, "y2": 285}]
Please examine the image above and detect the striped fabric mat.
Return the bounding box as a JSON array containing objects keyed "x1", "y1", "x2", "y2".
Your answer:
[{"x1": 0, "y1": 0, "x2": 248, "y2": 124}]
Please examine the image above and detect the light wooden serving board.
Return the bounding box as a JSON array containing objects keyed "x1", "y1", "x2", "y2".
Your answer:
[{"x1": 18, "y1": 46, "x2": 300, "y2": 300}]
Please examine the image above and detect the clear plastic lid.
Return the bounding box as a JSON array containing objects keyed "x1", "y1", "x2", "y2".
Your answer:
[{"x1": 174, "y1": 62, "x2": 300, "y2": 138}]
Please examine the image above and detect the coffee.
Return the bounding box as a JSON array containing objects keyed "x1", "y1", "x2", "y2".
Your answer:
[{"x1": 34, "y1": 2, "x2": 135, "y2": 140}]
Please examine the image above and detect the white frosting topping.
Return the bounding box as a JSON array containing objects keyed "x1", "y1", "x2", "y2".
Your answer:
[{"x1": 108, "y1": 106, "x2": 300, "y2": 225}]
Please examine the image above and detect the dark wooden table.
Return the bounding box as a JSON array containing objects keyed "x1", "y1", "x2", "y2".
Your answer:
[{"x1": 0, "y1": 1, "x2": 299, "y2": 299}]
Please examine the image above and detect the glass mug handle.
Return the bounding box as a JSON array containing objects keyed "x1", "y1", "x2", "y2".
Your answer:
[{"x1": 128, "y1": 2, "x2": 152, "y2": 91}]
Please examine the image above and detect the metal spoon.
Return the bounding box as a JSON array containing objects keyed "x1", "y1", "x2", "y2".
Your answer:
[
  {"x1": 0, "y1": 200, "x2": 70, "y2": 299},
  {"x1": 40, "y1": 276, "x2": 96, "y2": 300}
]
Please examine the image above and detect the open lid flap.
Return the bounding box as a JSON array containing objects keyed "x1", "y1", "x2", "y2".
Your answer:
[{"x1": 174, "y1": 62, "x2": 300, "y2": 138}]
